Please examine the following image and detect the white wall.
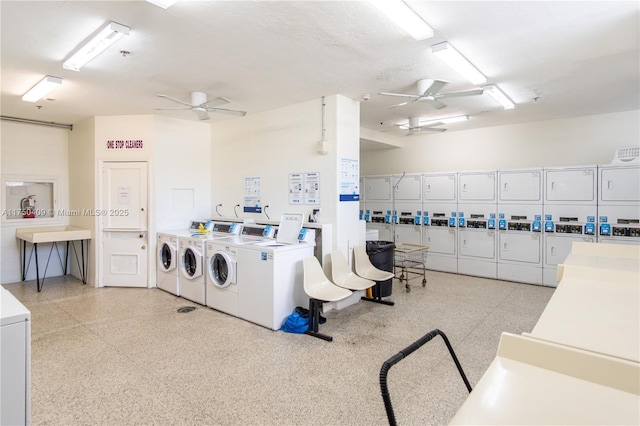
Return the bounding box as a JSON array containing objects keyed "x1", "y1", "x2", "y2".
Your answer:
[
  {"x1": 154, "y1": 116, "x2": 211, "y2": 231},
  {"x1": 211, "y1": 97, "x2": 334, "y2": 222},
  {"x1": 211, "y1": 95, "x2": 363, "y2": 258},
  {"x1": 68, "y1": 117, "x2": 96, "y2": 283},
  {"x1": 1, "y1": 121, "x2": 70, "y2": 284},
  {"x1": 361, "y1": 110, "x2": 640, "y2": 175}
]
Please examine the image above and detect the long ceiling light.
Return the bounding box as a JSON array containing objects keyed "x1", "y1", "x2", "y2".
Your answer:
[
  {"x1": 432, "y1": 42, "x2": 487, "y2": 85},
  {"x1": 21, "y1": 75, "x2": 62, "y2": 102},
  {"x1": 370, "y1": 0, "x2": 434, "y2": 41},
  {"x1": 146, "y1": 0, "x2": 179, "y2": 9},
  {"x1": 63, "y1": 21, "x2": 130, "y2": 71},
  {"x1": 483, "y1": 84, "x2": 515, "y2": 109},
  {"x1": 422, "y1": 115, "x2": 469, "y2": 126}
]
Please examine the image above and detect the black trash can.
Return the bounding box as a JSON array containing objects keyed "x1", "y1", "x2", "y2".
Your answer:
[{"x1": 366, "y1": 240, "x2": 395, "y2": 297}]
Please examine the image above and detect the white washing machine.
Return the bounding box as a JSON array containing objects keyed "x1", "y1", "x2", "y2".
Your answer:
[
  {"x1": 206, "y1": 239, "x2": 240, "y2": 317},
  {"x1": 178, "y1": 234, "x2": 209, "y2": 305},
  {"x1": 203, "y1": 224, "x2": 275, "y2": 312},
  {"x1": 235, "y1": 215, "x2": 315, "y2": 330},
  {"x1": 157, "y1": 233, "x2": 180, "y2": 295},
  {"x1": 157, "y1": 220, "x2": 208, "y2": 296},
  {"x1": 237, "y1": 235, "x2": 315, "y2": 330}
]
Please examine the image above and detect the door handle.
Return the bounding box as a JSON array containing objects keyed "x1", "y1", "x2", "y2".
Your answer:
[
  {"x1": 141, "y1": 207, "x2": 145, "y2": 212},
  {"x1": 141, "y1": 245, "x2": 146, "y2": 250},
  {"x1": 139, "y1": 234, "x2": 144, "y2": 238}
]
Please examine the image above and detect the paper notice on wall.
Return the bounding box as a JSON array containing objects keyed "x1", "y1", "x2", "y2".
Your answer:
[
  {"x1": 289, "y1": 173, "x2": 303, "y2": 204},
  {"x1": 339, "y1": 158, "x2": 359, "y2": 202},
  {"x1": 244, "y1": 176, "x2": 262, "y2": 213},
  {"x1": 304, "y1": 172, "x2": 320, "y2": 205},
  {"x1": 118, "y1": 186, "x2": 131, "y2": 205}
]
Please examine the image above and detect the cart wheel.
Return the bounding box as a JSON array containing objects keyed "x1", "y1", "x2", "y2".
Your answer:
[
  {"x1": 399, "y1": 274, "x2": 405, "y2": 280},
  {"x1": 406, "y1": 285, "x2": 411, "y2": 293},
  {"x1": 422, "y1": 278, "x2": 427, "y2": 286}
]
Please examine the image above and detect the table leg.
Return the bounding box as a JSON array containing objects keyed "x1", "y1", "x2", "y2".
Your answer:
[
  {"x1": 34, "y1": 242, "x2": 42, "y2": 292},
  {"x1": 64, "y1": 240, "x2": 70, "y2": 275},
  {"x1": 21, "y1": 240, "x2": 26, "y2": 281},
  {"x1": 81, "y1": 240, "x2": 87, "y2": 284}
]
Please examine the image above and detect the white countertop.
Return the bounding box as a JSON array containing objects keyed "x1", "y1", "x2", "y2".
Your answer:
[
  {"x1": 1, "y1": 286, "x2": 30, "y2": 326},
  {"x1": 16, "y1": 226, "x2": 91, "y2": 243}
]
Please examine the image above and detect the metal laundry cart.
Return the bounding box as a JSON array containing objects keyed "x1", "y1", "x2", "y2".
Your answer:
[{"x1": 393, "y1": 243, "x2": 429, "y2": 292}]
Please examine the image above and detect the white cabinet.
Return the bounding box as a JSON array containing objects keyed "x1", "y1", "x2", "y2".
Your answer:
[{"x1": 1, "y1": 287, "x2": 31, "y2": 426}]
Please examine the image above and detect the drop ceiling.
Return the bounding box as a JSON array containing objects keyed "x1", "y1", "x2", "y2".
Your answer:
[{"x1": 1, "y1": 1, "x2": 638, "y2": 143}]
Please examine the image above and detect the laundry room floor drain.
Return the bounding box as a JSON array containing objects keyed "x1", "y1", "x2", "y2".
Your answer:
[{"x1": 177, "y1": 306, "x2": 197, "y2": 313}]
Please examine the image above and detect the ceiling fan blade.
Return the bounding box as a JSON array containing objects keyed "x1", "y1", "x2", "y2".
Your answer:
[
  {"x1": 156, "y1": 94, "x2": 193, "y2": 107},
  {"x1": 387, "y1": 99, "x2": 418, "y2": 109},
  {"x1": 423, "y1": 98, "x2": 447, "y2": 109},
  {"x1": 206, "y1": 107, "x2": 247, "y2": 117},
  {"x1": 379, "y1": 92, "x2": 421, "y2": 99},
  {"x1": 193, "y1": 108, "x2": 210, "y2": 120},
  {"x1": 436, "y1": 88, "x2": 484, "y2": 98},
  {"x1": 201, "y1": 96, "x2": 231, "y2": 109},
  {"x1": 154, "y1": 107, "x2": 191, "y2": 111},
  {"x1": 418, "y1": 79, "x2": 448, "y2": 95},
  {"x1": 418, "y1": 125, "x2": 447, "y2": 132}
]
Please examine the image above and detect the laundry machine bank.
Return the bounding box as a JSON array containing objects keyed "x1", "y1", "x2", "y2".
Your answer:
[{"x1": 422, "y1": 172, "x2": 458, "y2": 273}]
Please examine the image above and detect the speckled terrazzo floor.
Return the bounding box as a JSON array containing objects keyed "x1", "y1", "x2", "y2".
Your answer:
[{"x1": 3, "y1": 271, "x2": 555, "y2": 425}]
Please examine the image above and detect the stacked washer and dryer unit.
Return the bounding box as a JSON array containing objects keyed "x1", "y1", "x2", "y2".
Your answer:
[
  {"x1": 497, "y1": 169, "x2": 544, "y2": 285},
  {"x1": 422, "y1": 172, "x2": 458, "y2": 273},
  {"x1": 361, "y1": 160, "x2": 638, "y2": 288},
  {"x1": 597, "y1": 163, "x2": 640, "y2": 247},
  {"x1": 457, "y1": 171, "x2": 498, "y2": 279}
]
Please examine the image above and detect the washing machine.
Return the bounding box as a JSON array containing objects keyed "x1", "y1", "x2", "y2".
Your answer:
[
  {"x1": 178, "y1": 234, "x2": 209, "y2": 305},
  {"x1": 237, "y1": 230, "x2": 315, "y2": 330},
  {"x1": 205, "y1": 224, "x2": 275, "y2": 316},
  {"x1": 156, "y1": 220, "x2": 209, "y2": 296},
  {"x1": 157, "y1": 233, "x2": 180, "y2": 295},
  {"x1": 235, "y1": 214, "x2": 316, "y2": 330}
]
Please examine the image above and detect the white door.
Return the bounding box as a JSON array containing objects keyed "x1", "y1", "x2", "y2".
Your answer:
[
  {"x1": 499, "y1": 170, "x2": 542, "y2": 202},
  {"x1": 459, "y1": 172, "x2": 497, "y2": 202},
  {"x1": 101, "y1": 161, "x2": 148, "y2": 287},
  {"x1": 365, "y1": 176, "x2": 392, "y2": 201},
  {"x1": 423, "y1": 174, "x2": 456, "y2": 201}
]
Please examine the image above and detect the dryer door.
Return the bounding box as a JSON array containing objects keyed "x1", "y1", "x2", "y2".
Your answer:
[
  {"x1": 180, "y1": 247, "x2": 203, "y2": 279},
  {"x1": 209, "y1": 251, "x2": 236, "y2": 288},
  {"x1": 159, "y1": 242, "x2": 177, "y2": 272}
]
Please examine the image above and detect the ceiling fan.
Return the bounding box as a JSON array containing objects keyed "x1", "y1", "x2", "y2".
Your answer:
[
  {"x1": 380, "y1": 79, "x2": 483, "y2": 110},
  {"x1": 397, "y1": 116, "x2": 447, "y2": 135},
  {"x1": 155, "y1": 91, "x2": 246, "y2": 120}
]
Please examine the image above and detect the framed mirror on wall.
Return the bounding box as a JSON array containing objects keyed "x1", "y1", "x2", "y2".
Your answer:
[{"x1": 2, "y1": 176, "x2": 58, "y2": 224}]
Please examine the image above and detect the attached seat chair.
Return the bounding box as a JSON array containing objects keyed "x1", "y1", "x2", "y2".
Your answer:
[
  {"x1": 352, "y1": 245, "x2": 395, "y2": 306},
  {"x1": 302, "y1": 256, "x2": 352, "y2": 341}
]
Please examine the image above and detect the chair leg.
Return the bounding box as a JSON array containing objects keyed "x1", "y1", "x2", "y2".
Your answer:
[
  {"x1": 304, "y1": 298, "x2": 333, "y2": 342},
  {"x1": 361, "y1": 282, "x2": 395, "y2": 306}
]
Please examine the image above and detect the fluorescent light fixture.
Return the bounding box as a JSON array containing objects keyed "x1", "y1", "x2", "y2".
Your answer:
[
  {"x1": 483, "y1": 84, "x2": 515, "y2": 109},
  {"x1": 370, "y1": 0, "x2": 434, "y2": 41},
  {"x1": 432, "y1": 42, "x2": 487, "y2": 85},
  {"x1": 63, "y1": 21, "x2": 130, "y2": 71},
  {"x1": 146, "y1": 0, "x2": 179, "y2": 9},
  {"x1": 21, "y1": 75, "x2": 62, "y2": 102},
  {"x1": 422, "y1": 115, "x2": 469, "y2": 126}
]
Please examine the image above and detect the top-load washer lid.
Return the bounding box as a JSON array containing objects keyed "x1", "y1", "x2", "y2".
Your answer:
[{"x1": 277, "y1": 213, "x2": 304, "y2": 244}]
